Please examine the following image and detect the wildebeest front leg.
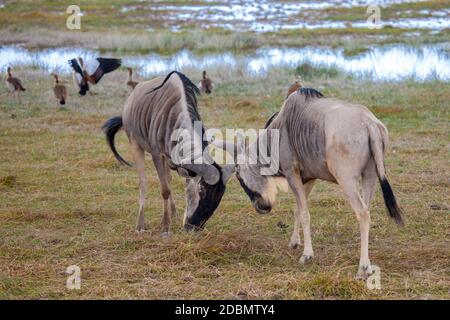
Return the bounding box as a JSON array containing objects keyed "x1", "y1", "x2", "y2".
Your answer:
[
  {"x1": 286, "y1": 171, "x2": 314, "y2": 263},
  {"x1": 164, "y1": 160, "x2": 178, "y2": 220},
  {"x1": 130, "y1": 139, "x2": 147, "y2": 233},
  {"x1": 288, "y1": 179, "x2": 315, "y2": 250},
  {"x1": 153, "y1": 155, "x2": 173, "y2": 235}
]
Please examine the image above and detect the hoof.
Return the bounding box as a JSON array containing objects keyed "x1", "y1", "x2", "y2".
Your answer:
[
  {"x1": 289, "y1": 242, "x2": 299, "y2": 249},
  {"x1": 299, "y1": 254, "x2": 314, "y2": 264},
  {"x1": 289, "y1": 237, "x2": 301, "y2": 249},
  {"x1": 356, "y1": 265, "x2": 373, "y2": 280},
  {"x1": 161, "y1": 231, "x2": 172, "y2": 238},
  {"x1": 135, "y1": 228, "x2": 145, "y2": 235}
]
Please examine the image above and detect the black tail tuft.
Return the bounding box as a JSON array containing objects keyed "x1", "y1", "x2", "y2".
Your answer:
[
  {"x1": 102, "y1": 116, "x2": 131, "y2": 167},
  {"x1": 60, "y1": 100, "x2": 65, "y2": 105},
  {"x1": 380, "y1": 178, "x2": 404, "y2": 226}
]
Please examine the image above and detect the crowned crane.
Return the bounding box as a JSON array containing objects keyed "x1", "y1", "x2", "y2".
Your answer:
[
  {"x1": 198, "y1": 70, "x2": 214, "y2": 94},
  {"x1": 51, "y1": 73, "x2": 67, "y2": 106},
  {"x1": 286, "y1": 75, "x2": 304, "y2": 99},
  {"x1": 69, "y1": 57, "x2": 122, "y2": 96},
  {"x1": 5, "y1": 67, "x2": 25, "y2": 102},
  {"x1": 126, "y1": 67, "x2": 139, "y2": 91}
]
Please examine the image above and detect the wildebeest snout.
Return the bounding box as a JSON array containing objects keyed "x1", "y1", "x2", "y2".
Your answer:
[{"x1": 254, "y1": 198, "x2": 272, "y2": 214}]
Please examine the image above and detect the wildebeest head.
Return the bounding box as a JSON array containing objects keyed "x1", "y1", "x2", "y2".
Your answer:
[
  {"x1": 235, "y1": 162, "x2": 281, "y2": 214},
  {"x1": 179, "y1": 163, "x2": 234, "y2": 231},
  {"x1": 211, "y1": 137, "x2": 287, "y2": 215}
]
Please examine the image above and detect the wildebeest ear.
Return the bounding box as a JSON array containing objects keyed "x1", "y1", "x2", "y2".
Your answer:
[
  {"x1": 182, "y1": 164, "x2": 220, "y2": 185},
  {"x1": 221, "y1": 164, "x2": 235, "y2": 183}
]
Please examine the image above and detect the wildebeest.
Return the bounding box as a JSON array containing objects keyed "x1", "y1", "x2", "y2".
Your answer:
[
  {"x1": 216, "y1": 87, "x2": 404, "y2": 278},
  {"x1": 102, "y1": 71, "x2": 234, "y2": 234}
]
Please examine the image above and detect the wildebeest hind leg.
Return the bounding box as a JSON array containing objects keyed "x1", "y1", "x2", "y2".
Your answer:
[
  {"x1": 338, "y1": 176, "x2": 372, "y2": 279},
  {"x1": 153, "y1": 155, "x2": 172, "y2": 235},
  {"x1": 131, "y1": 139, "x2": 147, "y2": 233},
  {"x1": 362, "y1": 159, "x2": 377, "y2": 206}
]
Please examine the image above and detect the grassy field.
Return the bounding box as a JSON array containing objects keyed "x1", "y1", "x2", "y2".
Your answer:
[{"x1": 0, "y1": 68, "x2": 448, "y2": 299}]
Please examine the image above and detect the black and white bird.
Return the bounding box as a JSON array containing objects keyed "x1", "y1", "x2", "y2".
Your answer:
[{"x1": 68, "y1": 57, "x2": 122, "y2": 96}]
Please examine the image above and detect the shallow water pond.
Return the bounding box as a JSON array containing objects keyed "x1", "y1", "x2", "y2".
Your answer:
[{"x1": 1, "y1": 44, "x2": 449, "y2": 82}]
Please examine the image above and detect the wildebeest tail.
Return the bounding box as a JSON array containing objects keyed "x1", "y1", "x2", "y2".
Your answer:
[
  {"x1": 102, "y1": 116, "x2": 131, "y2": 167},
  {"x1": 60, "y1": 99, "x2": 65, "y2": 105},
  {"x1": 368, "y1": 124, "x2": 404, "y2": 226}
]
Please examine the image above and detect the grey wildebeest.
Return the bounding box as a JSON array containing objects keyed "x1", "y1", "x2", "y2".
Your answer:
[
  {"x1": 102, "y1": 71, "x2": 233, "y2": 234},
  {"x1": 217, "y1": 87, "x2": 404, "y2": 278}
]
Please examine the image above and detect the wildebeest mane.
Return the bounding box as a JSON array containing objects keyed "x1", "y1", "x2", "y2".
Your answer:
[
  {"x1": 264, "y1": 111, "x2": 279, "y2": 129},
  {"x1": 148, "y1": 71, "x2": 207, "y2": 150},
  {"x1": 149, "y1": 71, "x2": 201, "y2": 123},
  {"x1": 298, "y1": 87, "x2": 324, "y2": 99}
]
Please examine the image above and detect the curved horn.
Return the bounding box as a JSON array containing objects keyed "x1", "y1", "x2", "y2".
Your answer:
[
  {"x1": 181, "y1": 163, "x2": 220, "y2": 185},
  {"x1": 221, "y1": 163, "x2": 235, "y2": 183}
]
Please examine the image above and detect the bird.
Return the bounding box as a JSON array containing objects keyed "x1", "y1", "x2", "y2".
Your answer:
[
  {"x1": 5, "y1": 67, "x2": 25, "y2": 102},
  {"x1": 126, "y1": 67, "x2": 138, "y2": 91},
  {"x1": 68, "y1": 57, "x2": 122, "y2": 96},
  {"x1": 51, "y1": 73, "x2": 67, "y2": 106},
  {"x1": 286, "y1": 75, "x2": 304, "y2": 99},
  {"x1": 198, "y1": 70, "x2": 214, "y2": 94}
]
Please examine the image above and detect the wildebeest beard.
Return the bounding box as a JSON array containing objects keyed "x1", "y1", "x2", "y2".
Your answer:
[{"x1": 185, "y1": 163, "x2": 226, "y2": 230}]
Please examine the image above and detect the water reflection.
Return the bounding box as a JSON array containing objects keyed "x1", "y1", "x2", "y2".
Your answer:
[
  {"x1": 0, "y1": 44, "x2": 449, "y2": 82},
  {"x1": 120, "y1": 0, "x2": 449, "y2": 32}
]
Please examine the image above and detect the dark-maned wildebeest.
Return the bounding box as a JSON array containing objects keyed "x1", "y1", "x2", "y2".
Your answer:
[
  {"x1": 216, "y1": 87, "x2": 404, "y2": 279},
  {"x1": 102, "y1": 71, "x2": 234, "y2": 234}
]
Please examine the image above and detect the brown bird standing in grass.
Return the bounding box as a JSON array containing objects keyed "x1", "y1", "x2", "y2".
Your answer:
[
  {"x1": 126, "y1": 67, "x2": 138, "y2": 91},
  {"x1": 51, "y1": 73, "x2": 67, "y2": 106},
  {"x1": 69, "y1": 57, "x2": 122, "y2": 96},
  {"x1": 198, "y1": 70, "x2": 214, "y2": 94},
  {"x1": 5, "y1": 67, "x2": 25, "y2": 102},
  {"x1": 286, "y1": 75, "x2": 304, "y2": 99}
]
